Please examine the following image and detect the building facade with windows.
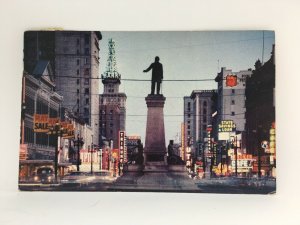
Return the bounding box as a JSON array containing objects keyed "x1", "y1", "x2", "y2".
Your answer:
[
  {"x1": 23, "y1": 31, "x2": 102, "y2": 146},
  {"x1": 190, "y1": 90, "x2": 216, "y2": 158},
  {"x1": 215, "y1": 67, "x2": 252, "y2": 149},
  {"x1": 183, "y1": 96, "x2": 194, "y2": 141},
  {"x1": 183, "y1": 90, "x2": 216, "y2": 159},
  {"x1": 21, "y1": 61, "x2": 63, "y2": 160},
  {"x1": 182, "y1": 96, "x2": 194, "y2": 161},
  {"x1": 245, "y1": 45, "x2": 275, "y2": 157}
]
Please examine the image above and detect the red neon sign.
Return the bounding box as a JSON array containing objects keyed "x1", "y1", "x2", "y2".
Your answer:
[{"x1": 226, "y1": 75, "x2": 237, "y2": 87}]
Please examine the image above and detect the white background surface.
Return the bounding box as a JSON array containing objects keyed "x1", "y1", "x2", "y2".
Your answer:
[{"x1": 0, "y1": 0, "x2": 299, "y2": 224}]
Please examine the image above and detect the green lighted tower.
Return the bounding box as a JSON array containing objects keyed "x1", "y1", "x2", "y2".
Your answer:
[
  {"x1": 99, "y1": 38, "x2": 127, "y2": 156},
  {"x1": 102, "y1": 38, "x2": 121, "y2": 81}
]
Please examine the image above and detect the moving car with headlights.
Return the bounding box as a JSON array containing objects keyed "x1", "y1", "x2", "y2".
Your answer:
[
  {"x1": 89, "y1": 171, "x2": 117, "y2": 184},
  {"x1": 60, "y1": 171, "x2": 94, "y2": 186},
  {"x1": 33, "y1": 167, "x2": 54, "y2": 184}
]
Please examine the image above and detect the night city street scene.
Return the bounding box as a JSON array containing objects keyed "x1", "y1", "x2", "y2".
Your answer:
[{"x1": 19, "y1": 31, "x2": 276, "y2": 194}]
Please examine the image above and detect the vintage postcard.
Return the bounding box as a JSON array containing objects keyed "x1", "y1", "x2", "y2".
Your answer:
[{"x1": 18, "y1": 31, "x2": 275, "y2": 194}]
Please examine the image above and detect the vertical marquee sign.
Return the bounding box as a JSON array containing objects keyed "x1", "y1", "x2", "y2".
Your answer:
[
  {"x1": 206, "y1": 125, "x2": 213, "y2": 154},
  {"x1": 119, "y1": 131, "x2": 125, "y2": 163},
  {"x1": 269, "y1": 122, "x2": 276, "y2": 165},
  {"x1": 181, "y1": 123, "x2": 185, "y2": 160}
]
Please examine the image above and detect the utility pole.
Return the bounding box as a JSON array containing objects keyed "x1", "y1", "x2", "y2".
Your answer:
[
  {"x1": 99, "y1": 148, "x2": 102, "y2": 170},
  {"x1": 258, "y1": 146, "x2": 262, "y2": 178},
  {"x1": 210, "y1": 142, "x2": 214, "y2": 177},
  {"x1": 55, "y1": 130, "x2": 58, "y2": 182},
  {"x1": 74, "y1": 133, "x2": 84, "y2": 172},
  {"x1": 220, "y1": 145, "x2": 223, "y2": 175},
  {"x1": 21, "y1": 74, "x2": 26, "y2": 144},
  {"x1": 226, "y1": 141, "x2": 229, "y2": 176},
  {"x1": 49, "y1": 122, "x2": 63, "y2": 183},
  {"x1": 202, "y1": 143, "x2": 206, "y2": 173},
  {"x1": 262, "y1": 30, "x2": 265, "y2": 64},
  {"x1": 235, "y1": 136, "x2": 238, "y2": 177},
  {"x1": 91, "y1": 135, "x2": 93, "y2": 173},
  {"x1": 77, "y1": 135, "x2": 80, "y2": 171}
]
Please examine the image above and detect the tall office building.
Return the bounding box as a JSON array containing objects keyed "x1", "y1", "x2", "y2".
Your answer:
[
  {"x1": 190, "y1": 90, "x2": 216, "y2": 146},
  {"x1": 245, "y1": 46, "x2": 275, "y2": 155},
  {"x1": 183, "y1": 90, "x2": 216, "y2": 159},
  {"x1": 99, "y1": 39, "x2": 127, "y2": 149},
  {"x1": 183, "y1": 96, "x2": 194, "y2": 138},
  {"x1": 24, "y1": 31, "x2": 102, "y2": 146},
  {"x1": 215, "y1": 67, "x2": 252, "y2": 150}
]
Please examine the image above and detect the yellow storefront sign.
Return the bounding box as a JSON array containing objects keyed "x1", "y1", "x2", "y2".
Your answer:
[
  {"x1": 34, "y1": 114, "x2": 49, "y2": 132},
  {"x1": 33, "y1": 114, "x2": 74, "y2": 138}
]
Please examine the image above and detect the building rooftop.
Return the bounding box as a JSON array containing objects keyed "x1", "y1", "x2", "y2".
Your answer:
[
  {"x1": 32, "y1": 60, "x2": 50, "y2": 77},
  {"x1": 190, "y1": 89, "x2": 217, "y2": 99}
]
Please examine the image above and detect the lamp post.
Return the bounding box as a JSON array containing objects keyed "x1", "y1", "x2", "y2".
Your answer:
[
  {"x1": 234, "y1": 136, "x2": 238, "y2": 177},
  {"x1": 220, "y1": 144, "x2": 223, "y2": 175},
  {"x1": 73, "y1": 133, "x2": 84, "y2": 172},
  {"x1": 91, "y1": 135, "x2": 93, "y2": 173},
  {"x1": 99, "y1": 148, "x2": 102, "y2": 170},
  {"x1": 202, "y1": 144, "x2": 206, "y2": 174},
  {"x1": 48, "y1": 122, "x2": 63, "y2": 183},
  {"x1": 107, "y1": 149, "x2": 110, "y2": 171},
  {"x1": 258, "y1": 145, "x2": 262, "y2": 178},
  {"x1": 226, "y1": 141, "x2": 229, "y2": 176}
]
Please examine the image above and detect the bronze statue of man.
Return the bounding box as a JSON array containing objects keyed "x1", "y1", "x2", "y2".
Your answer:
[{"x1": 143, "y1": 56, "x2": 163, "y2": 95}]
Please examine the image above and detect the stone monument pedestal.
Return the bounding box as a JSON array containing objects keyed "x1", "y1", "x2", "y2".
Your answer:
[
  {"x1": 111, "y1": 94, "x2": 199, "y2": 192},
  {"x1": 143, "y1": 94, "x2": 167, "y2": 172}
]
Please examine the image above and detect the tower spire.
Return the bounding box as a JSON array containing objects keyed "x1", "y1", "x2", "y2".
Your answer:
[{"x1": 102, "y1": 39, "x2": 121, "y2": 81}]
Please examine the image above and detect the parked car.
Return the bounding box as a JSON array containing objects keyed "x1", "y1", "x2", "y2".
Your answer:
[
  {"x1": 61, "y1": 171, "x2": 94, "y2": 185},
  {"x1": 33, "y1": 167, "x2": 54, "y2": 184}
]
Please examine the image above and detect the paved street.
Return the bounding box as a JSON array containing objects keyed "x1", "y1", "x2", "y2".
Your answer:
[{"x1": 19, "y1": 177, "x2": 275, "y2": 194}]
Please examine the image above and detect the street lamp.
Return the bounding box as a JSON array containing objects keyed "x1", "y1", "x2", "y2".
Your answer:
[
  {"x1": 90, "y1": 135, "x2": 93, "y2": 173},
  {"x1": 99, "y1": 148, "x2": 103, "y2": 170},
  {"x1": 73, "y1": 133, "x2": 84, "y2": 172},
  {"x1": 106, "y1": 149, "x2": 110, "y2": 171},
  {"x1": 48, "y1": 121, "x2": 63, "y2": 183},
  {"x1": 234, "y1": 136, "x2": 238, "y2": 177}
]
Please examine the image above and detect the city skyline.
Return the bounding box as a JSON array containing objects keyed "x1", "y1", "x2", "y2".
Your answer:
[
  {"x1": 99, "y1": 31, "x2": 275, "y2": 143},
  {"x1": 18, "y1": 30, "x2": 276, "y2": 193}
]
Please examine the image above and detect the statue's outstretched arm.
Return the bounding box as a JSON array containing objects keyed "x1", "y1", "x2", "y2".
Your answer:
[{"x1": 143, "y1": 64, "x2": 153, "y2": 72}]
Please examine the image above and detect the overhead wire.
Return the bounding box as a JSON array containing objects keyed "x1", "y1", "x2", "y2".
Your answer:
[
  {"x1": 100, "y1": 35, "x2": 274, "y2": 54},
  {"x1": 78, "y1": 112, "x2": 245, "y2": 117}
]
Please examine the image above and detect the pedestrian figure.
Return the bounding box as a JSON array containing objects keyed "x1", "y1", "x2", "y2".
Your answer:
[
  {"x1": 143, "y1": 56, "x2": 163, "y2": 95},
  {"x1": 135, "y1": 140, "x2": 144, "y2": 165}
]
